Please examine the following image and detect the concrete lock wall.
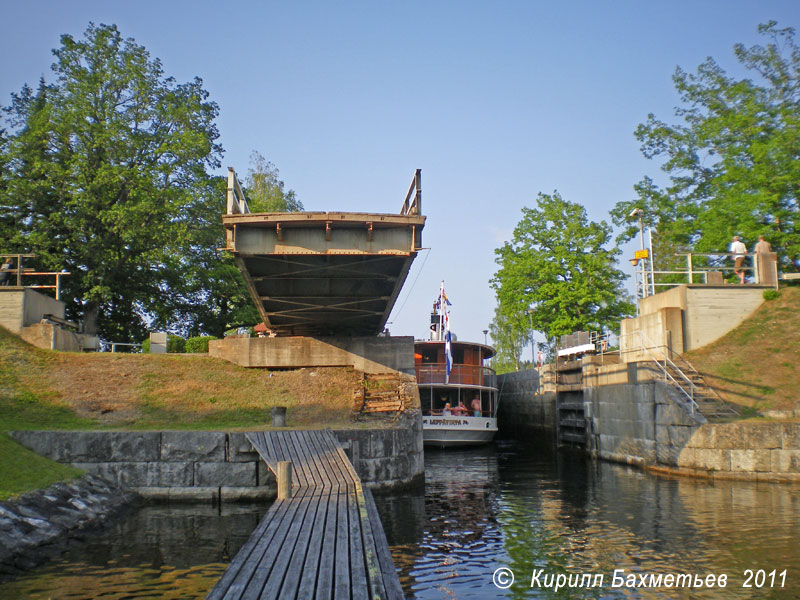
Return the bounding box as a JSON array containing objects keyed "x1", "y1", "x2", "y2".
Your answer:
[
  {"x1": 496, "y1": 368, "x2": 557, "y2": 442},
  {"x1": 585, "y1": 363, "x2": 800, "y2": 482},
  {"x1": 209, "y1": 335, "x2": 416, "y2": 375},
  {"x1": 10, "y1": 425, "x2": 424, "y2": 503}
]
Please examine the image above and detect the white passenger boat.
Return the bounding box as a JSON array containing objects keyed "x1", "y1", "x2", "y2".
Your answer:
[{"x1": 415, "y1": 284, "x2": 499, "y2": 447}]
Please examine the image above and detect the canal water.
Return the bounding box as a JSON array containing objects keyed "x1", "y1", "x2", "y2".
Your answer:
[{"x1": 3, "y1": 440, "x2": 799, "y2": 598}]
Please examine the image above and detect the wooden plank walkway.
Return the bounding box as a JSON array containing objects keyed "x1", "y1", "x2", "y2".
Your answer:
[{"x1": 206, "y1": 430, "x2": 404, "y2": 600}]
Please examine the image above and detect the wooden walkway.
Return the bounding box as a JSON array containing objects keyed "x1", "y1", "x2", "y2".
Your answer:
[{"x1": 206, "y1": 430, "x2": 404, "y2": 600}]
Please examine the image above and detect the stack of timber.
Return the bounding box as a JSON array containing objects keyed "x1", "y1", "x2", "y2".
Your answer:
[
  {"x1": 207, "y1": 429, "x2": 403, "y2": 600},
  {"x1": 353, "y1": 373, "x2": 407, "y2": 419}
]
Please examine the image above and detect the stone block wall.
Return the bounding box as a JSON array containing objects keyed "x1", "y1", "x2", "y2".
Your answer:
[
  {"x1": 676, "y1": 422, "x2": 800, "y2": 480},
  {"x1": 10, "y1": 424, "x2": 424, "y2": 502},
  {"x1": 584, "y1": 364, "x2": 800, "y2": 482},
  {"x1": 586, "y1": 379, "x2": 703, "y2": 467}
]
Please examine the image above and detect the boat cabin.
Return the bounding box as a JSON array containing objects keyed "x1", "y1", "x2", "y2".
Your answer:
[{"x1": 414, "y1": 340, "x2": 497, "y2": 417}]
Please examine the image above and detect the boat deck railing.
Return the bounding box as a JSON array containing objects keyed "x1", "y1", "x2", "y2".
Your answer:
[{"x1": 415, "y1": 363, "x2": 496, "y2": 387}]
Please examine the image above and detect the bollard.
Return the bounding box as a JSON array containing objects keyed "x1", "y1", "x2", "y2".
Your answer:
[
  {"x1": 277, "y1": 461, "x2": 292, "y2": 499},
  {"x1": 271, "y1": 406, "x2": 287, "y2": 427}
]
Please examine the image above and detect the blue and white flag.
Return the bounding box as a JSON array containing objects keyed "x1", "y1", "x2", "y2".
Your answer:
[{"x1": 444, "y1": 311, "x2": 452, "y2": 384}]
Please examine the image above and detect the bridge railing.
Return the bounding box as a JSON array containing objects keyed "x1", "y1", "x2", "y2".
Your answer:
[
  {"x1": 226, "y1": 167, "x2": 250, "y2": 215},
  {"x1": 400, "y1": 169, "x2": 422, "y2": 216}
]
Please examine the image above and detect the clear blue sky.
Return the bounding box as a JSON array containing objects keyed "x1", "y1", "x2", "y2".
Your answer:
[{"x1": 2, "y1": 1, "x2": 798, "y2": 354}]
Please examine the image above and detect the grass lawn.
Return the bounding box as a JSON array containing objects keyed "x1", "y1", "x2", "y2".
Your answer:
[
  {"x1": 0, "y1": 434, "x2": 83, "y2": 501},
  {"x1": 686, "y1": 286, "x2": 800, "y2": 416}
]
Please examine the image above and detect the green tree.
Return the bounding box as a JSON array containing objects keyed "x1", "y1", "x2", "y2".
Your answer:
[
  {"x1": 0, "y1": 23, "x2": 226, "y2": 340},
  {"x1": 491, "y1": 192, "x2": 634, "y2": 345},
  {"x1": 148, "y1": 175, "x2": 261, "y2": 338},
  {"x1": 245, "y1": 151, "x2": 303, "y2": 212},
  {"x1": 488, "y1": 305, "x2": 527, "y2": 373},
  {"x1": 611, "y1": 22, "x2": 800, "y2": 272}
]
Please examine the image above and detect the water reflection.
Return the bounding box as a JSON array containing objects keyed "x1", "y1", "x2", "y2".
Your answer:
[
  {"x1": 5, "y1": 443, "x2": 800, "y2": 599},
  {"x1": 3, "y1": 503, "x2": 269, "y2": 599},
  {"x1": 373, "y1": 441, "x2": 800, "y2": 599}
]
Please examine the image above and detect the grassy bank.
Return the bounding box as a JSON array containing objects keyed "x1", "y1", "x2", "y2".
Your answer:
[
  {"x1": 0, "y1": 435, "x2": 83, "y2": 501},
  {"x1": 1, "y1": 325, "x2": 360, "y2": 431},
  {"x1": 686, "y1": 286, "x2": 800, "y2": 415},
  {"x1": 0, "y1": 324, "x2": 363, "y2": 498}
]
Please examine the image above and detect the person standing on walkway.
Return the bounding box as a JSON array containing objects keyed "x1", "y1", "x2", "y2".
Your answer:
[
  {"x1": 729, "y1": 236, "x2": 748, "y2": 284},
  {"x1": 755, "y1": 236, "x2": 772, "y2": 254},
  {"x1": 0, "y1": 258, "x2": 12, "y2": 286}
]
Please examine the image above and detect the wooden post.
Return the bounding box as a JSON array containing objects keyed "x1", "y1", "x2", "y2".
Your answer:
[
  {"x1": 687, "y1": 253, "x2": 693, "y2": 284},
  {"x1": 277, "y1": 461, "x2": 292, "y2": 500},
  {"x1": 349, "y1": 439, "x2": 360, "y2": 475}
]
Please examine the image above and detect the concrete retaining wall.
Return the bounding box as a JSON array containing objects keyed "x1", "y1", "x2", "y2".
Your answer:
[
  {"x1": 622, "y1": 285, "x2": 766, "y2": 358},
  {"x1": 496, "y1": 369, "x2": 557, "y2": 442},
  {"x1": 10, "y1": 422, "x2": 424, "y2": 502},
  {"x1": 20, "y1": 322, "x2": 84, "y2": 352},
  {"x1": 209, "y1": 335, "x2": 416, "y2": 375}
]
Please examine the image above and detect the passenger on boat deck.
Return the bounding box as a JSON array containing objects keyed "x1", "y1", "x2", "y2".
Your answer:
[
  {"x1": 452, "y1": 401, "x2": 469, "y2": 416},
  {"x1": 471, "y1": 397, "x2": 482, "y2": 417},
  {"x1": 443, "y1": 402, "x2": 452, "y2": 416}
]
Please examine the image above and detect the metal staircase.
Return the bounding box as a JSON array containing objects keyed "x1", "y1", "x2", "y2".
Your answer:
[
  {"x1": 667, "y1": 355, "x2": 740, "y2": 422},
  {"x1": 632, "y1": 330, "x2": 740, "y2": 422}
]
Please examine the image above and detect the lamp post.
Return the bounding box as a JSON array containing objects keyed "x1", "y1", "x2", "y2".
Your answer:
[
  {"x1": 482, "y1": 329, "x2": 488, "y2": 345},
  {"x1": 629, "y1": 208, "x2": 649, "y2": 300}
]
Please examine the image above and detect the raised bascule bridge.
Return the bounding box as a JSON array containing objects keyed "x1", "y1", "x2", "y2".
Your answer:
[
  {"x1": 207, "y1": 170, "x2": 426, "y2": 600},
  {"x1": 209, "y1": 169, "x2": 426, "y2": 375}
]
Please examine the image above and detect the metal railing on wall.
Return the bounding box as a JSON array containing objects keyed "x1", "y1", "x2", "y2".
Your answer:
[
  {"x1": 400, "y1": 169, "x2": 422, "y2": 216},
  {"x1": 638, "y1": 251, "x2": 779, "y2": 292},
  {"x1": 1, "y1": 253, "x2": 70, "y2": 299},
  {"x1": 226, "y1": 167, "x2": 250, "y2": 215},
  {"x1": 618, "y1": 330, "x2": 699, "y2": 414}
]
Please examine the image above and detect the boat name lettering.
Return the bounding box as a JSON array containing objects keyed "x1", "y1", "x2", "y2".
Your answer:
[{"x1": 428, "y1": 418, "x2": 465, "y2": 426}]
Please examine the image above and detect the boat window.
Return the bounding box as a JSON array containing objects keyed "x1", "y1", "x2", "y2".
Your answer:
[
  {"x1": 420, "y1": 347, "x2": 438, "y2": 364},
  {"x1": 452, "y1": 348, "x2": 464, "y2": 364}
]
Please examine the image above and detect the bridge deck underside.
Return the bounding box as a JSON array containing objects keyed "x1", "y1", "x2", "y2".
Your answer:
[
  {"x1": 237, "y1": 253, "x2": 413, "y2": 336},
  {"x1": 226, "y1": 212, "x2": 424, "y2": 337}
]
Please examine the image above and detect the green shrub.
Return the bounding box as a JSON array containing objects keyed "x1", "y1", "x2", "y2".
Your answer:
[
  {"x1": 763, "y1": 289, "x2": 780, "y2": 301},
  {"x1": 168, "y1": 335, "x2": 185, "y2": 353},
  {"x1": 185, "y1": 335, "x2": 218, "y2": 353}
]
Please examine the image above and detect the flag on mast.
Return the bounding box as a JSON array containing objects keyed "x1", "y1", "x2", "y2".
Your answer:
[{"x1": 441, "y1": 281, "x2": 453, "y2": 384}]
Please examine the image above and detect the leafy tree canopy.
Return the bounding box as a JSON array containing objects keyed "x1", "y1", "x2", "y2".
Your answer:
[
  {"x1": 488, "y1": 304, "x2": 527, "y2": 373},
  {"x1": 0, "y1": 23, "x2": 258, "y2": 341},
  {"x1": 492, "y1": 192, "x2": 634, "y2": 347},
  {"x1": 611, "y1": 22, "x2": 800, "y2": 271},
  {"x1": 245, "y1": 151, "x2": 303, "y2": 212}
]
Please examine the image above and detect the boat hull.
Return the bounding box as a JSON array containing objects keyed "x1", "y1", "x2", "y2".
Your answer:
[{"x1": 422, "y1": 415, "x2": 498, "y2": 448}]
